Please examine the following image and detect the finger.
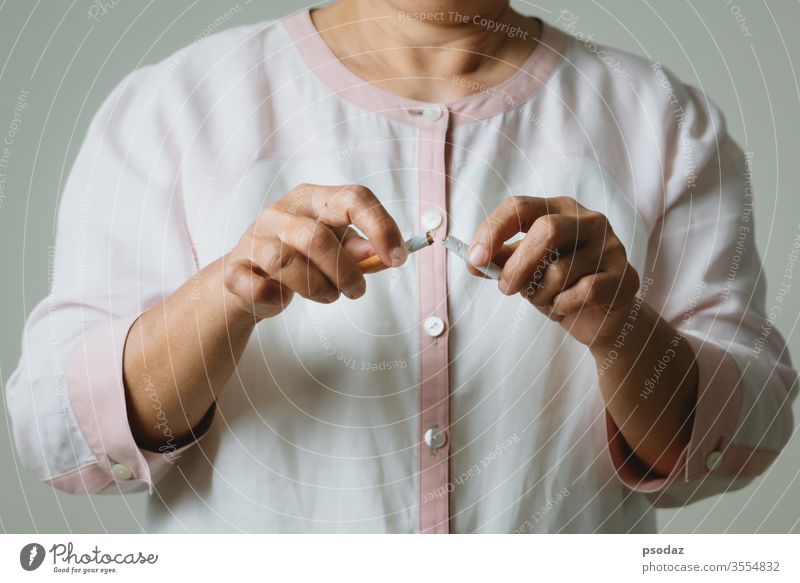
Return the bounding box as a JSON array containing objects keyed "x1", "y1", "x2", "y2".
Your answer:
[
  {"x1": 468, "y1": 196, "x2": 563, "y2": 267},
  {"x1": 224, "y1": 263, "x2": 294, "y2": 317},
  {"x1": 465, "y1": 241, "x2": 518, "y2": 278},
  {"x1": 247, "y1": 232, "x2": 340, "y2": 303},
  {"x1": 533, "y1": 303, "x2": 565, "y2": 323},
  {"x1": 335, "y1": 226, "x2": 376, "y2": 262},
  {"x1": 499, "y1": 214, "x2": 586, "y2": 295},
  {"x1": 551, "y1": 271, "x2": 628, "y2": 315},
  {"x1": 274, "y1": 215, "x2": 367, "y2": 299},
  {"x1": 280, "y1": 183, "x2": 406, "y2": 268},
  {"x1": 519, "y1": 246, "x2": 605, "y2": 307},
  {"x1": 595, "y1": 226, "x2": 629, "y2": 270}
]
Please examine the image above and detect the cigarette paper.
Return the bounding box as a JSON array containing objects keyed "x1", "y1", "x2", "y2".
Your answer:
[{"x1": 442, "y1": 235, "x2": 502, "y2": 280}]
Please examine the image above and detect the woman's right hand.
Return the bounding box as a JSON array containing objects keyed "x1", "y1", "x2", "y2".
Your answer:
[
  {"x1": 124, "y1": 181, "x2": 405, "y2": 449},
  {"x1": 222, "y1": 183, "x2": 408, "y2": 321}
]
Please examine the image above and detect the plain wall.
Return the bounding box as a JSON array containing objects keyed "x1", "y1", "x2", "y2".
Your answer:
[{"x1": 0, "y1": 0, "x2": 798, "y2": 533}]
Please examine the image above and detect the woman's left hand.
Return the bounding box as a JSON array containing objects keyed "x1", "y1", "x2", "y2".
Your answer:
[{"x1": 467, "y1": 195, "x2": 640, "y2": 348}]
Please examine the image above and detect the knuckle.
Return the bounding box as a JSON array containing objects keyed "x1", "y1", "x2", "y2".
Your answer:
[
  {"x1": 549, "y1": 260, "x2": 568, "y2": 282},
  {"x1": 307, "y1": 227, "x2": 332, "y2": 255},
  {"x1": 294, "y1": 182, "x2": 314, "y2": 198},
  {"x1": 604, "y1": 236, "x2": 624, "y2": 255},
  {"x1": 601, "y1": 238, "x2": 626, "y2": 266},
  {"x1": 223, "y1": 267, "x2": 242, "y2": 293},
  {"x1": 236, "y1": 229, "x2": 255, "y2": 252},
  {"x1": 506, "y1": 195, "x2": 532, "y2": 217},
  {"x1": 370, "y1": 210, "x2": 395, "y2": 233},
  {"x1": 343, "y1": 184, "x2": 373, "y2": 205},
  {"x1": 282, "y1": 183, "x2": 313, "y2": 212},
  {"x1": 585, "y1": 210, "x2": 609, "y2": 230},
  {"x1": 531, "y1": 216, "x2": 557, "y2": 248},
  {"x1": 555, "y1": 195, "x2": 577, "y2": 212},
  {"x1": 258, "y1": 242, "x2": 292, "y2": 273},
  {"x1": 294, "y1": 223, "x2": 320, "y2": 252},
  {"x1": 254, "y1": 208, "x2": 281, "y2": 235},
  {"x1": 584, "y1": 279, "x2": 601, "y2": 304}
]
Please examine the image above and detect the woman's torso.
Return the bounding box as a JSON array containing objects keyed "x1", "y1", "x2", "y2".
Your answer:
[{"x1": 141, "y1": 9, "x2": 668, "y2": 533}]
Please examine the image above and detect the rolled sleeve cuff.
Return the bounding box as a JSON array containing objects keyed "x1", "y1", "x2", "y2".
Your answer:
[
  {"x1": 65, "y1": 314, "x2": 211, "y2": 494},
  {"x1": 606, "y1": 333, "x2": 748, "y2": 494}
]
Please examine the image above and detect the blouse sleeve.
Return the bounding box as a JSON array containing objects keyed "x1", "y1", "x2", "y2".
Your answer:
[
  {"x1": 606, "y1": 76, "x2": 798, "y2": 507},
  {"x1": 5, "y1": 63, "x2": 212, "y2": 495}
]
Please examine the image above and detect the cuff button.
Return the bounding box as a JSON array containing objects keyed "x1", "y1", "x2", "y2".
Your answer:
[
  {"x1": 111, "y1": 463, "x2": 134, "y2": 481},
  {"x1": 705, "y1": 451, "x2": 723, "y2": 472}
]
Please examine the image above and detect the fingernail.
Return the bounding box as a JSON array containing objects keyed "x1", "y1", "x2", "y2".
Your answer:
[
  {"x1": 343, "y1": 280, "x2": 366, "y2": 299},
  {"x1": 324, "y1": 289, "x2": 340, "y2": 303},
  {"x1": 468, "y1": 243, "x2": 488, "y2": 266},
  {"x1": 390, "y1": 245, "x2": 408, "y2": 267},
  {"x1": 498, "y1": 278, "x2": 510, "y2": 295}
]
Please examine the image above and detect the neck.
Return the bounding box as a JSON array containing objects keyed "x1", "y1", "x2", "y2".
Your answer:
[{"x1": 311, "y1": 0, "x2": 541, "y2": 102}]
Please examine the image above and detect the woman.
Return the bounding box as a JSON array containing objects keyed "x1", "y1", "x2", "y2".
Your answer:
[{"x1": 7, "y1": 0, "x2": 796, "y2": 533}]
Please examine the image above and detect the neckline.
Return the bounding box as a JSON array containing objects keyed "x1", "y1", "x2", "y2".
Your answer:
[{"x1": 282, "y1": 8, "x2": 568, "y2": 127}]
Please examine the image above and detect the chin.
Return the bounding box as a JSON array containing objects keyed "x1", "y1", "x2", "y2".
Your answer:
[{"x1": 384, "y1": 0, "x2": 509, "y2": 21}]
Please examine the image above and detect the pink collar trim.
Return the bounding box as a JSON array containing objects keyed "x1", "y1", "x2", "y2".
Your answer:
[{"x1": 282, "y1": 8, "x2": 568, "y2": 127}]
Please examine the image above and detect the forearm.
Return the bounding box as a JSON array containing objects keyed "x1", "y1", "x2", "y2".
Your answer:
[
  {"x1": 591, "y1": 303, "x2": 699, "y2": 476},
  {"x1": 123, "y1": 257, "x2": 256, "y2": 451}
]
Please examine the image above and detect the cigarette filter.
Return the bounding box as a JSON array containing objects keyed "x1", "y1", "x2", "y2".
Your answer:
[{"x1": 356, "y1": 231, "x2": 435, "y2": 274}]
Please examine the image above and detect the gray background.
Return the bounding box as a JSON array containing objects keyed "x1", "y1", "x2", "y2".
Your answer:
[{"x1": 1, "y1": 0, "x2": 798, "y2": 533}]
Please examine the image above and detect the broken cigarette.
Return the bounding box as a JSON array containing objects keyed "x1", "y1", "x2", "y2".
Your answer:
[
  {"x1": 442, "y1": 235, "x2": 502, "y2": 280},
  {"x1": 356, "y1": 231, "x2": 435, "y2": 274}
]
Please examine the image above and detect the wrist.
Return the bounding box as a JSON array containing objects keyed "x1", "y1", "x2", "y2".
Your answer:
[{"x1": 588, "y1": 299, "x2": 652, "y2": 360}]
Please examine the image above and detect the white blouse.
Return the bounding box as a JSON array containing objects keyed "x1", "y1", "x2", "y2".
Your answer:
[{"x1": 6, "y1": 9, "x2": 796, "y2": 533}]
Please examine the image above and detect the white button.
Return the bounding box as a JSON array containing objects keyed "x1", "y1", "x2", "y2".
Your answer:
[
  {"x1": 424, "y1": 426, "x2": 447, "y2": 452},
  {"x1": 423, "y1": 316, "x2": 445, "y2": 337},
  {"x1": 421, "y1": 107, "x2": 443, "y2": 121},
  {"x1": 111, "y1": 463, "x2": 133, "y2": 481},
  {"x1": 705, "y1": 451, "x2": 723, "y2": 471},
  {"x1": 421, "y1": 210, "x2": 442, "y2": 230}
]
